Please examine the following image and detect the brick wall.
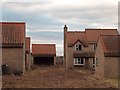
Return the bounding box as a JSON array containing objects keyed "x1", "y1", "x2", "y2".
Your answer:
[
  {"x1": 95, "y1": 38, "x2": 119, "y2": 79},
  {"x1": 95, "y1": 38, "x2": 105, "y2": 78},
  {"x1": 66, "y1": 46, "x2": 74, "y2": 68},
  {"x1": 66, "y1": 41, "x2": 95, "y2": 69},
  {"x1": 25, "y1": 53, "x2": 31, "y2": 70},
  {"x1": 105, "y1": 57, "x2": 119, "y2": 78},
  {"x1": 2, "y1": 48, "x2": 25, "y2": 74}
]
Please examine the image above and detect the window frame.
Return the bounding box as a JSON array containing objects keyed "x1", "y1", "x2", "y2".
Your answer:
[
  {"x1": 92, "y1": 58, "x2": 95, "y2": 69},
  {"x1": 74, "y1": 58, "x2": 85, "y2": 65},
  {"x1": 96, "y1": 58, "x2": 98, "y2": 66},
  {"x1": 75, "y1": 43, "x2": 82, "y2": 51},
  {"x1": 93, "y1": 44, "x2": 96, "y2": 50}
]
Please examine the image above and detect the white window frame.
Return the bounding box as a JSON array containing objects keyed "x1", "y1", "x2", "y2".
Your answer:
[
  {"x1": 74, "y1": 58, "x2": 85, "y2": 65},
  {"x1": 75, "y1": 43, "x2": 82, "y2": 51},
  {"x1": 92, "y1": 58, "x2": 95, "y2": 69},
  {"x1": 96, "y1": 58, "x2": 98, "y2": 66},
  {"x1": 93, "y1": 44, "x2": 96, "y2": 50}
]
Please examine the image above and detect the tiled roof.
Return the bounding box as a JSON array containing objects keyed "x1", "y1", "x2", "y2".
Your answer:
[
  {"x1": 25, "y1": 37, "x2": 30, "y2": 54},
  {"x1": 100, "y1": 35, "x2": 120, "y2": 57},
  {"x1": 65, "y1": 28, "x2": 118, "y2": 47},
  {"x1": 66, "y1": 32, "x2": 88, "y2": 47},
  {"x1": 85, "y1": 29, "x2": 118, "y2": 43},
  {"x1": 74, "y1": 51, "x2": 95, "y2": 58},
  {"x1": 0, "y1": 22, "x2": 25, "y2": 47},
  {"x1": 32, "y1": 44, "x2": 56, "y2": 56}
]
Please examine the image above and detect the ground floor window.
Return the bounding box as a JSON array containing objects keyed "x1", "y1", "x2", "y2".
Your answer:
[
  {"x1": 92, "y1": 58, "x2": 95, "y2": 69},
  {"x1": 74, "y1": 58, "x2": 85, "y2": 65},
  {"x1": 96, "y1": 58, "x2": 98, "y2": 66}
]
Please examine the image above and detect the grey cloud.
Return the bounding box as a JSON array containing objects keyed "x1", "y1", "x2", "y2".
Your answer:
[
  {"x1": 47, "y1": 5, "x2": 117, "y2": 29},
  {"x1": 2, "y1": 3, "x2": 63, "y2": 30},
  {"x1": 3, "y1": 0, "x2": 51, "y2": 3},
  {"x1": 1, "y1": 2, "x2": 118, "y2": 55},
  {"x1": 27, "y1": 31, "x2": 63, "y2": 40}
]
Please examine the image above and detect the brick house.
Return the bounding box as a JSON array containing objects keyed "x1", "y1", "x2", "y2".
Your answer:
[
  {"x1": 0, "y1": 22, "x2": 26, "y2": 74},
  {"x1": 95, "y1": 35, "x2": 120, "y2": 78},
  {"x1": 64, "y1": 25, "x2": 118, "y2": 69},
  {"x1": 25, "y1": 37, "x2": 31, "y2": 70},
  {"x1": 32, "y1": 44, "x2": 56, "y2": 65}
]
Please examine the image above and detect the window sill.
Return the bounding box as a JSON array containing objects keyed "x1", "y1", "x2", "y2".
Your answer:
[{"x1": 74, "y1": 64, "x2": 85, "y2": 66}]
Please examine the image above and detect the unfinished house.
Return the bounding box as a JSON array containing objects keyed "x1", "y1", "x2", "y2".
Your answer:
[
  {"x1": 64, "y1": 25, "x2": 118, "y2": 69},
  {"x1": 95, "y1": 35, "x2": 120, "y2": 78},
  {"x1": 0, "y1": 22, "x2": 26, "y2": 74},
  {"x1": 32, "y1": 44, "x2": 56, "y2": 66},
  {"x1": 25, "y1": 37, "x2": 31, "y2": 70}
]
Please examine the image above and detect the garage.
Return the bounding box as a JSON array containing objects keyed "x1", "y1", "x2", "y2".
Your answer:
[
  {"x1": 34, "y1": 57, "x2": 54, "y2": 65},
  {"x1": 32, "y1": 44, "x2": 56, "y2": 66}
]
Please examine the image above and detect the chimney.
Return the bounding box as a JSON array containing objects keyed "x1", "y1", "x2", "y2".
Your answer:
[
  {"x1": 64, "y1": 25, "x2": 68, "y2": 32},
  {"x1": 63, "y1": 25, "x2": 68, "y2": 67}
]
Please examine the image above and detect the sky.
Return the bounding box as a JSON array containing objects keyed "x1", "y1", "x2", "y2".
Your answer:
[{"x1": 1, "y1": 0, "x2": 119, "y2": 56}]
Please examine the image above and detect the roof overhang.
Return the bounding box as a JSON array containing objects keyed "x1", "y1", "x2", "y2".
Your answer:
[
  {"x1": 0, "y1": 43, "x2": 24, "y2": 48},
  {"x1": 33, "y1": 54, "x2": 56, "y2": 57},
  {"x1": 73, "y1": 51, "x2": 95, "y2": 58},
  {"x1": 104, "y1": 52, "x2": 120, "y2": 57},
  {"x1": 67, "y1": 39, "x2": 88, "y2": 47}
]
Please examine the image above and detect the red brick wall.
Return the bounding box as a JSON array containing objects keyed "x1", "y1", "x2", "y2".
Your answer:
[
  {"x1": 95, "y1": 38, "x2": 119, "y2": 79},
  {"x1": 105, "y1": 57, "x2": 119, "y2": 78},
  {"x1": 2, "y1": 48, "x2": 25, "y2": 74},
  {"x1": 95, "y1": 38, "x2": 105, "y2": 78}
]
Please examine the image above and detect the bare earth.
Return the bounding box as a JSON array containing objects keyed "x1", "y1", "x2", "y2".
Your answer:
[{"x1": 2, "y1": 65, "x2": 115, "y2": 88}]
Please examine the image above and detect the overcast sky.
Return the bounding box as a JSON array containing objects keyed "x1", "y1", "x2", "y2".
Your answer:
[{"x1": 1, "y1": 0, "x2": 119, "y2": 56}]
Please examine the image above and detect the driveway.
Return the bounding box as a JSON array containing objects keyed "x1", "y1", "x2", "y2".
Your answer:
[{"x1": 2, "y1": 65, "x2": 114, "y2": 88}]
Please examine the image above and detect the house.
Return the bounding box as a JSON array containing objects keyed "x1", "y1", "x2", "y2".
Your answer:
[
  {"x1": 0, "y1": 22, "x2": 26, "y2": 74},
  {"x1": 32, "y1": 44, "x2": 56, "y2": 66},
  {"x1": 95, "y1": 35, "x2": 120, "y2": 78},
  {"x1": 64, "y1": 25, "x2": 118, "y2": 69},
  {"x1": 25, "y1": 37, "x2": 31, "y2": 70}
]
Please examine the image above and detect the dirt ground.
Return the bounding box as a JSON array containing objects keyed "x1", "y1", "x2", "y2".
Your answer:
[{"x1": 2, "y1": 65, "x2": 115, "y2": 88}]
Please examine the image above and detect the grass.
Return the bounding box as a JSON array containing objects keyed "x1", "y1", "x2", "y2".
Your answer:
[{"x1": 106, "y1": 78, "x2": 120, "y2": 88}]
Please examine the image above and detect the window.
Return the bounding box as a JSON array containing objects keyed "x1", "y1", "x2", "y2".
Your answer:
[
  {"x1": 92, "y1": 58, "x2": 95, "y2": 69},
  {"x1": 75, "y1": 44, "x2": 79, "y2": 50},
  {"x1": 96, "y1": 58, "x2": 98, "y2": 66},
  {"x1": 81, "y1": 58, "x2": 84, "y2": 64},
  {"x1": 93, "y1": 44, "x2": 97, "y2": 50},
  {"x1": 74, "y1": 58, "x2": 85, "y2": 65},
  {"x1": 93, "y1": 58, "x2": 95, "y2": 64},
  {"x1": 75, "y1": 43, "x2": 82, "y2": 51},
  {"x1": 74, "y1": 58, "x2": 77, "y2": 65}
]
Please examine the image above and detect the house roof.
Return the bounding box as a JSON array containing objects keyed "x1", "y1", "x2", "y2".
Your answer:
[
  {"x1": 0, "y1": 22, "x2": 25, "y2": 48},
  {"x1": 25, "y1": 37, "x2": 30, "y2": 54},
  {"x1": 85, "y1": 29, "x2": 118, "y2": 43},
  {"x1": 65, "y1": 27, "x2": 118, "y2": 47},
  {"x1": 100, "y1": 35, "x2": 120, "y2": 57},
  {"x1": 66, "y1": 31, "x2": 88, "y2": 47},
  {"x1": 74, "y1": 51, "x2": 95, "y2": 58},
  {"x1": 32, "y1": 44, "x2": 56, "y2": 56}
]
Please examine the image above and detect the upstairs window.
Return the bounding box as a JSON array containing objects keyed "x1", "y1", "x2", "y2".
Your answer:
[
  {"x1": 75, "y1": 43, "x2": 82, "y2": 51},
  {"x1": 93, "y1": 44, "x2": 97, "y2": 50}
]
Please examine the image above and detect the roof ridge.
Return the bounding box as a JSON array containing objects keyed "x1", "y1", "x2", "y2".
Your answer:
[
  {"x1": 85, "y1": 28, "x2": 117, "y2": 30},
  {"x1": 0, "y1": 22, "x2": 25, "y2": 24},
  {"x1": 99, "y1": 35, "x2": 120, "y2": 37},
  {"x1": 67, "y1": 31, "x2": 85, "y2": 33},
  {"x1": 32, "y1": 44, "x2": 55, "y2": 45}
]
